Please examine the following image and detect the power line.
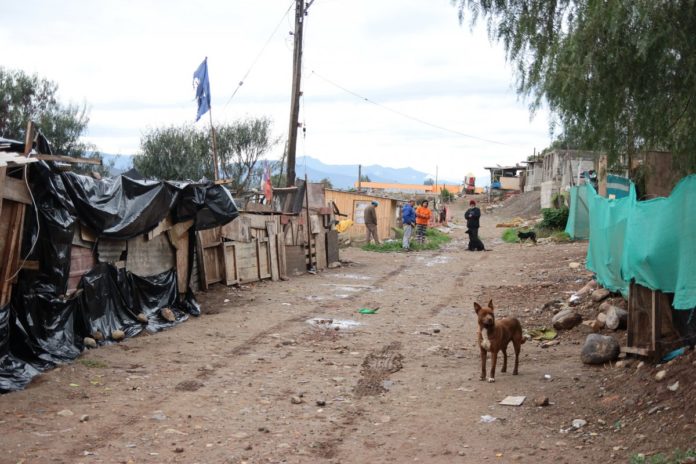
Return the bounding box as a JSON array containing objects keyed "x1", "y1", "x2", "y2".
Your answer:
[
  {"x1": 222, "y1": 0, "x2": 295, "y2": 111},
  {"x1": 309, "y1": 70, "x2": 511, "y2": 147}
]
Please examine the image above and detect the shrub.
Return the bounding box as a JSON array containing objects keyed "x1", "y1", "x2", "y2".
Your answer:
[{"x1": 540, "y1": 207, "x2": 569, "y2": 230}]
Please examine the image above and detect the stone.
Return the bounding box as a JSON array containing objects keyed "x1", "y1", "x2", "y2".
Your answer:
[
  {"x1": 136, "y1": 313, "x2": 148, "y2": 323},
  {"x1": 57, "y1": 409, "x2": 74, "y2": 417},
  {"x1": 92, "y1": 330, "x2": 104, "y2": 341},
  {"x1": 111, "y1": 330, "x2": 125, "y2": 341},
  {"x1": 596, "y1": 312, "x2": 608, "y2": 324},
  {"x1": 316, "y1": 399, "x2": 326, "y2": 407},
  {"x1": 328, "y1": 262, "x2": 341, "y2": 269},
  {"x1": 552, "y1": 309, "x2": 583, "y2": 330},
  {"x1": 605, "y1": 306, "x2": 628, "y2": 331},
  {"x1": 151, "y1": 411, "x2": 167, "y2": 421},
  {"x1": 80, "y1": 414, "x2": 90, "y2": 422},
  {"x1": 83, "y1": 337, "x2": 97, "y2": 349},
  {"x1": 590, "y1": 320, "x2": 604, "y2": 332},
  {"x1": 572, "y1": 419, "x2": 587, "y2": 429},
  {"x1": 174, "y1": 447, "x2": 184, "y2": 453},
  {"x1": 290, "y1": 396, "x2": 303, "y2": 405},
  {"x1": 667, "y1": 381, "x2": 679, "y2": 391},
  {"x1": 161, "y1": 308, "x2": 176, "y2": 322},
  {"x1": 591, "y1": 288, "x2": 611, "y2": 302},
  {"x1": 581, "y1": 334, "x2": 620, "y2": 364},
  {"x1": 569, "y1": 262, "x2": 581, "y2": 269},
  {"x1": 599, "y1": 301, "x2": 613, "y2": 313},
  {"x1": 655, "y1": 370, "x2": 667, "y2": 381},
  {"x1": 534, "y1": 396, "x2": 550, "y2": 407}
]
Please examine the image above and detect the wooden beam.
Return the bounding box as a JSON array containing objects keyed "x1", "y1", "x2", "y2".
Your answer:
[
  {"x1": 2, "y1": 176, "x2": 31, "y2": 204},
  {"x1": 35, "y1": 154, "x2": 102, "y2": 165}
]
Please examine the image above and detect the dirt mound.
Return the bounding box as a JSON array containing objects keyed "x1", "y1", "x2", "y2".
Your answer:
[{"x1": 491, "y1": 190, "x2": 541, "y2": 219}]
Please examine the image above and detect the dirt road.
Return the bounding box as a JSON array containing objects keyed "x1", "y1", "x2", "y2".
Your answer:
[{"x1": 0, "y1": 198, "x2": 692, "y2": 463}]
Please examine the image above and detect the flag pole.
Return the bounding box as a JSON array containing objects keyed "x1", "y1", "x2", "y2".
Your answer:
[{"x1": 208, "y1": 106, "x2": 220, "y2": 182}]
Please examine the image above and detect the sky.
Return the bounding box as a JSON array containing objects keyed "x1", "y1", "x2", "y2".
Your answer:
[{"x1": 1, "y1": 0, "x2": 553, "y2": 184}]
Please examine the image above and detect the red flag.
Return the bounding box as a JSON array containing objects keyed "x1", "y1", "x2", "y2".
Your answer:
[{"x1": 262, "y1": 161, "x2": 273, "y2": 202}]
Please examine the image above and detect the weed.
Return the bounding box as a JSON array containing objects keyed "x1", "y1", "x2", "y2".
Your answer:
[
  {"x1": 79, "y1": 359, "x2": 108, "y2": 369},
  {"x1": 363, "y1": 228, "x2": 451, "y2": 252},
  {"x1": 502, "y1": 228, "x2": 519, "y2": 243},
  {"x1": 629, "y1": 449, "x2": 696, "y2": 464}
]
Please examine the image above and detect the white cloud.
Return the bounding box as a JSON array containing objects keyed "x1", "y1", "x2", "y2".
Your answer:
[{"x1": 1, "y1": 0, "x2": 551, "y2": 182}]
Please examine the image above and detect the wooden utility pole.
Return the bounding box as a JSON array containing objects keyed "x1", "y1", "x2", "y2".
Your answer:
[
  {"x1": 358, "y1": 164, "x2": 362, "y2": 191},
  {"x1": 286, "y1": 0, "x2": 309, "y2": 187}
]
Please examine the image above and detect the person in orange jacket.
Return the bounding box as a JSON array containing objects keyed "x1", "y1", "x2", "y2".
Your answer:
[{"x1": 415, "y1": 199, "x2": 432, "y2": 244}]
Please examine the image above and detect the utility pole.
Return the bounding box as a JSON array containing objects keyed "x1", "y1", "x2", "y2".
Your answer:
[
  {"x1": 286, "y1": 0, "x2": 314, "y2": 187},
  {"x1": 358, "y1": 164, "x2": 362, "y2": 191}
]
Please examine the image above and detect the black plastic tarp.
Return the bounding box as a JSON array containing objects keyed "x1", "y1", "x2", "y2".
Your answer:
[{"x1": 0, "y1": 159, "x2": 239, "y2": 392}]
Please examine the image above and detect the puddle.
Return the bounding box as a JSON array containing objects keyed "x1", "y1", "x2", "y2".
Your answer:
[
  {"x1": 333, "y1": 274, "x2": 373, "y2": 280},
  {"x1": 322, "y1": 283, "x2": 374, "y2": 289},
  {"x1": 307, "y1": 318, "x2": 362, "y2": 330}
]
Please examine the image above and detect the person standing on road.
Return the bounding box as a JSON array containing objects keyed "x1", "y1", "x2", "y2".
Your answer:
[
  {"x1": 401, "y1": 199, "x2": 416, "y2": 251},
  {"x1": 415, "y1": 199, "x2": 431, "y2": 245},
  {"x1": 364, "y1": 200, "x2": 380, "y2": 244},
  {"x1": 465, "y1": 199, "x2": 484, "y2": 251}
]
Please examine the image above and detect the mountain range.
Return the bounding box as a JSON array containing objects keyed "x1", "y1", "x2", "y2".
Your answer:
[{"x1": 101, "y1": 154, "x2": 460, "y2": 189}]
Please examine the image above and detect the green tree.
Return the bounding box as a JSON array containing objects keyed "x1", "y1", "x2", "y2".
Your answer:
[
  {"x1": 440, "y1": 187, "x2": 453, "y2": 203},
  {"x1": 0, "y1": 67, "x2": 109, "y2": 175},
  {"x1": 359, "y1": 174, "x2": 371, "y2": 182},
  {"x1": 423, "y1": 178, "x2": 434, "y2": 186},
  {"x1": 319, "y1": 177, "x2": 333, "y2": 189},
  {"x1": 452, "y1": 1, "x2": 696, "y2": 171},
  {"x1": 135, "y1": 117, "x2": 279, "y2": 194}
]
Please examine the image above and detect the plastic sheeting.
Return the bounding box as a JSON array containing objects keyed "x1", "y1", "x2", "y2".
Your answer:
[
  {"x1": 0, "y1": 161, "x2": 239, "y2": 392},
  {"x1": 565, "y1": 186, "x2": 590, "y2": 240},
  {"x1": 585, "y1": 175, "x2": 696, "y2": 309}
]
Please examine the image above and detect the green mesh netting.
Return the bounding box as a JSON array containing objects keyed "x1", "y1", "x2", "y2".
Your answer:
[
  {"x1": 585, "y1": 175, "x2": 696, "y2": 309},
  {"x1": 565, "y1": 186, "x2": 589, "y2": 240}
]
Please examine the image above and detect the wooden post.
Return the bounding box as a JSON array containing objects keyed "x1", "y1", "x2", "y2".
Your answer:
[
  {"x1": 304, "y1": 175, "x2": 314, "y2": 271},
  {"x1": 208, "y1": 108, "x2": 220, "y2": 181}
]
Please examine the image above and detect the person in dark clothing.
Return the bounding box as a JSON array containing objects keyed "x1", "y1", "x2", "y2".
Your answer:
[
  {"x1": 364, "y1": 200, "x2": 380, "y2": 244},
  {"x1": 465, "y1": 199, "x2": 485, "y2": 251}
]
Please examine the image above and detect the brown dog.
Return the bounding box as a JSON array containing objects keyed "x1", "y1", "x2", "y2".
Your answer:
[{"x1": 474, "y1": 299, "x2": 524, "y2": 382}]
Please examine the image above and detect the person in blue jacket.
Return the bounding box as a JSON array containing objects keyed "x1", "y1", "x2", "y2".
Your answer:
[{"x1": 401, "y1": 199, "x2": 416, "y2": 251}]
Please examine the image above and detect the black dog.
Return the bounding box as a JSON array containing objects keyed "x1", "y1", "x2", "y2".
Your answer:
[
  {"x1": 466, "y1": 229, "x2": 486, "y2": 251},
  {"x1": 517, "y1": 230, "x2": 537, "y2": 244}
]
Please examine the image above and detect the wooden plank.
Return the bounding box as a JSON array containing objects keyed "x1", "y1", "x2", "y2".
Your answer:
[
  {"x1": 277, "y1": 234, "x2": 287, "y2": 280},
  {"x1": 167, "y1": 227, "x2": 190, "y2": 293},
  {"x1": 2, "y1": 176, "x2": 31, "y2": 204},
  {"x1": 0, "y1": 202, "x2": 25, "y2": 306},
  {"x1": 258, "y1": 240, "x2": 271, "y2": 279},
  {"x1": 147, "y1": 215, "x2": 174, "y2": 240},
  {"x1": 266, "y1": 221, "x2": 279, "y2": 281},
  {"x1": 20, "y1": 260, "x2": 40, "y2": 271},
  {"x1": 223, "y1": 242, "x2": 240, "y2": 285},
  {"x1": 237, "y1": 241, "x2": 260, "y2": 282},
  {"x1": 621, "y1": 346, "x2": 651, "y2": 356},
  {"x1": 35, "y1": 154, "x2": 102, "y2": 165}
]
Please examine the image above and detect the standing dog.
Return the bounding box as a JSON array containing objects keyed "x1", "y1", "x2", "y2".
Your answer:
[
  {"x1": 517, "y1": 230, "x2": 537, "y2": 244},
  {"x1": 474, "y1": 300, "x2": 524, "y2": 382}
]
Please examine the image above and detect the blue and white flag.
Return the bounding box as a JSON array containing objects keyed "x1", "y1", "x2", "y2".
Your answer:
[{"x1": 193, "y1": 57, "x2": 211, "y2": 122}]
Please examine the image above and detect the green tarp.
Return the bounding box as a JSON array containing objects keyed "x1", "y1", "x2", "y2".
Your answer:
[{"x1": 585, "y1": 175, "x2": 696, "y2": 309}]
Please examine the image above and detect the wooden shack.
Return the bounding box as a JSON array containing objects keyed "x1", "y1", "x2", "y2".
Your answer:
[{"x1": 324, "y1": 189, "x2": 400, "y2": 242}]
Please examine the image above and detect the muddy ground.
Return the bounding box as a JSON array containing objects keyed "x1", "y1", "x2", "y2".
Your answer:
[{"x1": 1, "y1": 195, "x2": 694, "y2": 464}]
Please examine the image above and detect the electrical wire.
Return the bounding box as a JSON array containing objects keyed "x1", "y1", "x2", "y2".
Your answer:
[
  {"x1": 309, "y1": 70, "x2": 512, "y2": 147},
  {"x1": 221, "y1": 0, "x2": 295, "y2": 111}
]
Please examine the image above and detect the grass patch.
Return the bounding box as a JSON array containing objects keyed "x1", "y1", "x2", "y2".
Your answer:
[
  {"x1": 502, "y1": 228, "x2": 519, "y2": 243},
  {"x1": 630, "y1": 449, "x2": 696, "y2": 464},
  {"x1": 550, "y1": 231, "x2": 571, "y2": 242},
  {"x1": 79, "y1": 358, "x2": 108, "y2": 369},
  {"x1": 363, "y1": 227, "x2": 451, "y2": 252}
]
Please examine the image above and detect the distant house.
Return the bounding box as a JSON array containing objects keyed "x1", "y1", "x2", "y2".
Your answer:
[
  {"x1": 325, "y1": 189, "x2": 402, "y2": 241},
  {"x1": 539, "y1": 149, "x2": 597, "y2": 208},
  {"x1": 355, "y1": 181, "x2": 462, "y2": 195},
  {"x1": 483, "y1": 165, "x2": 526, "y2": 191}
]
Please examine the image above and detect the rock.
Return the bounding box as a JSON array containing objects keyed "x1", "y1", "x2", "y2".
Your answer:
[
  {"x1": 667, "y1": 381, "x2": 679, "y2": 391},
  {"x1": 599, "y1": 301, "x2": 613, "y2": 313},
  {"x1": 596, "y1": 312, "x2": 608, "y2": 324},
  {"x1": 57, "y1": 409, "x2": 74, "y2": 417},
  {"x1": 328, "y1": 262, "x2": 341, "y2": 269},
  {"x1": 161, "y1": 307, "x2": 176, "y2": 322},
  {"x1": 572, "y1": 419, "x2": 587, "y2": 429},
  {"x1": 136, "y1": 313, "x2": 148, "y2": 323},
  {"x1": 591, "y1": 288, "x2": 611, "y2": 302},
  {"x1": 83, "y1": 337, "x2": 97, "y2": 348},
  {"x1": 590, "y1": 320, "x2": 604, "y2": 332},
  {"x1": 534, "y1": 396, "x2": 550, "y2": 407},
  {"x1": 244, "y1": 443, "x2": 253, "y2": 451},
  {"x1": 581, "y1": 334, "x2": 620, "y2": 364},
  {"x1": 316, "y1": 399, "x2": 326, "y2": 407},
  {"x1": 569, "y1": 262, "x2": 581, "y2": 269},
  {"x1": 605, "y1": 306, "x2": 628, "y2": 331},
  {"x1": 151, "y1": 410, "x2": 167, "y2": 421},
  {"x1": 290, "y1": 396, "x2": 303, "y2": 405},
  {"x1": 111, "y1": 330, "x2": 125, "y2": 341},
  {"x1": 92, "y1": 330, "x2": 104, "y2": 341},
  {"x1": 174, "y1": 447, "x2": 184, "y2": 453},
  {"x1": 637, "y1": 361, "x2": 645, "y2": 369},
  {"x1": 552, "y1": 309, "x2": 583, "y2": 330},
  {"x1": 79, "y1": 414, "x2": 90, "y2": 422},
  {"x1": 655, "y1": 370, "x2": 667, "y2": 381}
]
